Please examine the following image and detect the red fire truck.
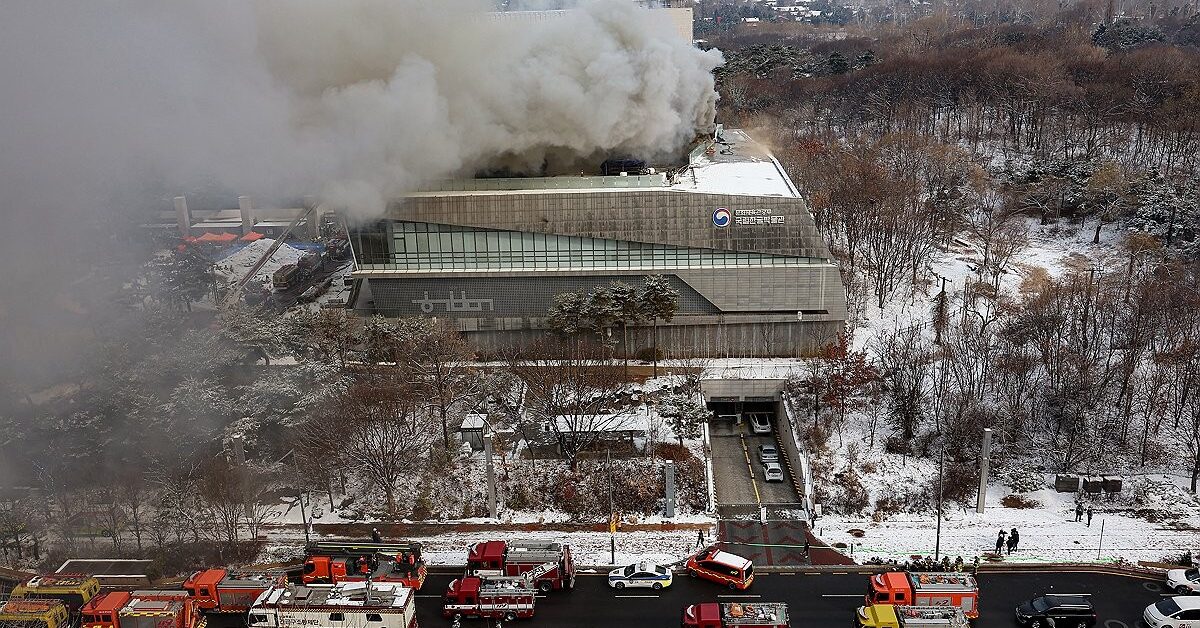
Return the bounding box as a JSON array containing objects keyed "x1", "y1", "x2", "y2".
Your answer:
[
  {"x1": 466, "y1": 540, "x2": 575, "y2": 593},
  {"x1": 442, "y1": 577, "x2": 537, "y2": 622},
  {"x1": 182, "y1": 570, "x2": 286, "y2": 614},
  {"x1": 682, "y1": 602, "x2": 790, "y2": 628},
  {"x1": 302, "y1": 541, "x2": 426, "y2": 590},
  {"x1": 82, "y1": 591, "x2": 204, "y2": 628}
]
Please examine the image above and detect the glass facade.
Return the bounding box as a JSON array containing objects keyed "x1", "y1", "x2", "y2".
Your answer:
[{"x1": 353, "y1": 221, "x2": 816, "y2": 272}]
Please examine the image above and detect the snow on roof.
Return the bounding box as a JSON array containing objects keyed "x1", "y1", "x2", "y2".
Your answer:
[
  {"x1": 552, "y1": 406, "x2": 657, "y2": 433},
  {"x1": 461, "y1": 414, "x2": 488, "y2": 430},
  {"x1": 214, "y1": 238, "x2": 305, "y2": 285},
  {"x1": 671, "y1": 129, "x2": 799, "y2": 198}
]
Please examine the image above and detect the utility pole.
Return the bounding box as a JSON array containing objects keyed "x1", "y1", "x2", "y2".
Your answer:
[
  {"x1": 664, "y1": 460, "x2": 676, "y2": 519},
  {"x1": 934, "y1": 443, "x2": 946, "y2": 561},
  {"x1": 231, "y1": 435, "x2": 253, "y2": 520},
  {"x1": 976, "y1": 428, "x2": 993, "y2": 514},
  {"x1": 608, "y1": 447, "x2": 616, "y2": 565}
]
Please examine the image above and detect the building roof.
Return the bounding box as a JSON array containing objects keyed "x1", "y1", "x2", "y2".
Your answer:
[
  {"x1": 551, "y1": 406, "x2": 657, "y2": 434},
  {"x1": 404, "y1": 129, "x2": 797, "y2": 199}
]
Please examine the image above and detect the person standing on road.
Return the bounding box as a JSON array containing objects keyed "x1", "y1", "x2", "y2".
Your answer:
[
  {"x1": 804, "y1": 536, "x2": 811, "y2": 558},
  {"x1": 995, "y1": 529, "x2": 1007, "y2": 554},
  {"x1": 1009, "y1": 528, "x2": 1020, "y2": 552},
  {"x1": 1087, "y1": 506, "x2": 1094, "y2": 527},
  {"x1": 371, "y1": 527, "x2": 382, "y2": 544},
  {"x1": 696, "y1": 529, "x2": 705, "y2": 549},
  {"x1": 1075, "y1": 503, "x2": 1084, "y2": 521}
]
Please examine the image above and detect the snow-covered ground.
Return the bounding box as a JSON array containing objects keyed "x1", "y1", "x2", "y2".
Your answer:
[
  {"x1": 815, "y1": 481, "x2": 1200, "y2": 564},
  {"x1": 212, "y1": 238, "x2": 306, "y2": 285},
  {"x1": 258, "y1": 525, "x2": 715, "y2": 568}
]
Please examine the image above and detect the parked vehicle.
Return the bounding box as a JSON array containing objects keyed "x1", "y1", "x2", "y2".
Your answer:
[
  {"x1": 10, "y1": 574, "x2": 101, "y2": 617},
  {"x1": 763, "y1": 462, "x2": 784, "y2": 482},
  {"x1": 0, "y1": 600, "x2": 70, "y2": 628},
  {"x1": 608, "y1": 563, "x2": 673, "y2": 590},
  {"x1": 1015, "y1": 594, "x2": 1096, "y2": 627},
  {"x1": 685, "y1": 545, "x2": 754, "y2": 590},
  {"x1": 466, "y1": 540, "x2": 575, "y2": 592},
  {"x1": 248, "y1": 581, "x2": 416, "y2": 628},
  {"x1": 856, "y1": 604, "x2": 968, "y2": 627},
  {"x1": 681, "y1": 602, "x2": 788, "y2": 627},
  {"x1": 758, "y1": 444, "x2": 779, "y2": 464},
  {"x1": 442, "y1": 577, "x2": 536, "y2": 621},
  {"x1": 748, "y1": 413, "x2": 772, "y2": 434},
  {"x1": 1167, "y1": 568, "x2": 1200, "y2": 594},
  {"x1": 303, "y1": 541, "x2": 427, "y2": 590},
  {"x1": 82, "y1": 591, "x2": 204, "y2": 628},
  {"x1": 272, "y1": 264, "x2": 298, "y2": 291},
  {"x1": 1143, "y1": 596, "x2": 1200, "y2": 628},
  {"x1": 183, "y1": 569, "x2": 287, "y2": 613},
  {"x1": 866, "y1": 572, "x2": 979, "y2": 619}
]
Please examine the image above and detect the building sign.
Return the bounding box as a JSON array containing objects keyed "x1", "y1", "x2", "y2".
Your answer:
[
  {"x1": 412, "y1": 290, "x2": 495, "y2": 313},
  {"x1": 712, "y1": 207, "x2": 731, "y2": 228},
  {"x1": 734, "y1": 208, "x2": 786, "y2": 225}
]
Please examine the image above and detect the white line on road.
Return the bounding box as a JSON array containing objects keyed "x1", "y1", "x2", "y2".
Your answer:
[
  {"x1": 821, "y1": 594, "x2": 864, "y2": 598},
  {"x1": 614, "y1": 595, "x2": 660, "y2": 599},
  {"x1": 718, "y1": 594, "x2": 762, "y2": 599}
]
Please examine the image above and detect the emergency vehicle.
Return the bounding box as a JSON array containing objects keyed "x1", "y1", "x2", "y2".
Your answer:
[
  {"x1": 856, "y1": 605, "x2": 970, "y2": 628},
  {"x1": 681, "y1": 602, "x2": 790, "y2": 628},
  {"x1": 247, "y1": 581, "x2": 416, "y2": 628},
  {"x1": 684, "y1": 546, "x2": 755, "y2": 590},
  {"x1": 81, "y1": 591, "x2": 205, "y2": 628},
  {"x1": 302, "y1": 541, "x2": 426, "y2": 590},
  {"x1": 10, "y1": 574, "x2": 102, "y2": 616},
  {"x1": 442, "y1": 577, "x2": 536, "y2": 622},
  {"x1": 182, "y1": 569, "x2": 287, "y2": 613},
  {"x1": 865, "y1": 573, "x2": 979, "y2": 619},
  {"x1": 0, "y1": 600, "x2": 70, "y2": 628},
  {"x1": 466, "y1": 540, "x2": 575, "y2": 592}
]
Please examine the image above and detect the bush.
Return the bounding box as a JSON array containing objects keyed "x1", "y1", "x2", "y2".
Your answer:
[
  {"x1": 832, "y1": 469, "x2": 870, "y2": 513},
  {"x1": 1002, "y1": 468, "x2": 1043, "y2": 494},
  {"x1": 1001, "y1": 494, "x2": 1041, "y2": 509},
  {"x1": 884, "y1": 434, "x2": 912, "y2": 455},
  {"x1": 655, "y1": 443, "x2": 693, "y2": 461}
]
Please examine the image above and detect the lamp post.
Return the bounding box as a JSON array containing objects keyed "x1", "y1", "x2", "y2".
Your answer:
[{"x1": 934, "y1": 443, "x2": 945, "y2": 561}]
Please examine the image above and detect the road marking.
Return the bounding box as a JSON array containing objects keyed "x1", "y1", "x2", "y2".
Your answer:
[
  {"x1": 1049, "y1": 593, "x2": 1092, "y2": 596},
  {"x1": 779, "y1": 572, "x2": 795, "y2": 576},
  {"x1": 718, "y1": 594, "x2": 761, "y2": 599},
  {"x1": 738, "y1": 434, "x2": 763, "y2": 505},
  {"x1": 614, "y1": 595, "x2": 660, "y2": 599},
  {"x1": 821, "y1": 594, "x2": 863, "y2": 598},
  {"x1": 805, "y1": 573, "x2": 821, "y2": 576},
  {"x1": 415, "y1": 595, "x2": 441, "y2": 598},
  {"x1": 832, "y1": 572, "x2": 848, "y2": 575}
]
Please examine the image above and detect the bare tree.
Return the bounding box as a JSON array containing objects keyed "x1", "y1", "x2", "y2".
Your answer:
[
  {"x1": 510, "y1": 341, "x2": 635, "y2": 471},
  {"x1": 323, "y1": 376, "x2": 437, "y2": 515},
  {"x1": 393, "y1": 318, "x2": 481, "y2": 451}
]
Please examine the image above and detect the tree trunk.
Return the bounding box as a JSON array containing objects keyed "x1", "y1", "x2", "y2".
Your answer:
[{"x1": 652, "y1": 317, "x2": 659, "y2": 378}]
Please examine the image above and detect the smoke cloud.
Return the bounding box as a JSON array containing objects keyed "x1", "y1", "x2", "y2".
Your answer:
[
  {"x1": 2, "y1": 0, "x2": 721, "y2": 219},
  {"x1": 0, "y1": 0, "x2": 721, "y2": 385}
]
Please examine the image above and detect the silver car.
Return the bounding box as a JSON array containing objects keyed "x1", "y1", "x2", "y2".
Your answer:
[
  {"x1": 763, "y1": 462, "x2": 784, "y2": 482},
  {"x1": 758, "y1": 444, "x2": 779, "y2": 464}
]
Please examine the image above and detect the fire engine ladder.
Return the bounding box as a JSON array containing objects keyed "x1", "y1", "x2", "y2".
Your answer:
[
  {"x1": 306, "y1": 541, "x2": 421, "y2": 556},
  {"x1": 219, "y1": 202, "x2": 321, "y2": 308},
  {"x1": 895, "y1": 606, "x2": 969, "y2": 628},
  {"x1": 486, "y1": 562, "x2": 555, "y2": 587}
]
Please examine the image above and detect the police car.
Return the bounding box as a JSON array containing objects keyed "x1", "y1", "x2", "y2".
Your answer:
[{"x1": 607, "y1": 563, "x2": 673, "y2": 590}]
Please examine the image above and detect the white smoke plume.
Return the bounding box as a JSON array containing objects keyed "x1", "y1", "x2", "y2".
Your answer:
[{"x1": 0, "y1": 0, "x2": 722, "y2": 220}]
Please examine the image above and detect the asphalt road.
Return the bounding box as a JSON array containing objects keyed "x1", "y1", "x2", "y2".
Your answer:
[
  {"x1": 710, "y1": 420, "x2": 800, "y2": 507},
  {"x1": 408, "y1": 569, "x2": 1165, "y2": 627}
]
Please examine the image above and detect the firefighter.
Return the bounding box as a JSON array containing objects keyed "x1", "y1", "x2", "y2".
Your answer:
[{"x1": 357, "y1": 555, "x2": 370, "y2": 576}]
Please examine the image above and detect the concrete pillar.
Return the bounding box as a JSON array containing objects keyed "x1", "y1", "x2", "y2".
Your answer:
[
  {"x1": 174, "y1": 196, "x2": 190, "y2": 238},
  {"x1": 664, "y1": 460, "x2": 675, "y2": 518},
  {"x1": 976, "y1": 428, "x2": 993, "y2": 514},
  {"x1": 238, "y1": 196, "x2": 254, "y2": 235},
  {"x1": 303, "y1": 196, "x2": 320, "y2": 239}
]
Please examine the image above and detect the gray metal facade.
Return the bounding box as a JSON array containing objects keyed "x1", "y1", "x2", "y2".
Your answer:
[{"x1": 350, "y1": 179, "x2": 847, "y2": 357}]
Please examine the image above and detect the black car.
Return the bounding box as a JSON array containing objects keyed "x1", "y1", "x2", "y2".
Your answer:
[{"x1": 1015, "y1": 594, "x2": 1097, "y2": 627}]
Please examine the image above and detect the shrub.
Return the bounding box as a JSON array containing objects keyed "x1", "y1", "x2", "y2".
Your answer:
[
  {"x1": 1001, "y1": 494, "x2": 1041, "y2": 509},
  {"x1": 1002, "y1": 468, "x2": 1043, "y2": 494},
  {"x1": 832, "y1": 469, "x2": 870, "y2": 513}
]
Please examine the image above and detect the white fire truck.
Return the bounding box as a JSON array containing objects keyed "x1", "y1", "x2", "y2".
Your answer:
[{"x1": 247, "y1": 582, "x2": 416, "y2": 628}]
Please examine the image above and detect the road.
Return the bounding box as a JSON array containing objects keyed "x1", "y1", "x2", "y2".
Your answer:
[
  {"x1": 710, "y1": 418, "x2": 800, "y2": 508},
  {"x1": 404, "y1": 569, "x2": 1164, "y2": 627}
]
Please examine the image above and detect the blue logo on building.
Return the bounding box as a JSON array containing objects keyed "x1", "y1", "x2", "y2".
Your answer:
[{"x1": 712, "y1": 207, "x2": 731, "y2": 228}]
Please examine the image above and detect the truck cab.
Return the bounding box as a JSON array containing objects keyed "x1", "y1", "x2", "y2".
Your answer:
[
  {"x1": 11, "y1": 574, "x2": 102, "y2": 616},
  {"x1": 0, "y1": 600, "x2": 71, "y2": 628},
  {"x1": 856, "y1": 604, "x2": 969, "y2": 628},
  {"x1": 866, "y1": 573, "x2": 979, "y2": 619}
]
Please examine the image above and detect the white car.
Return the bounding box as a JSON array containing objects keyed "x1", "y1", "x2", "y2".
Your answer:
[
  {"x1": 607, "y1": 562, "x2": 673, "y2": 590},
  {"x1": 758, "y1": 444, "x2": 779, "y2": 464},
  {"x1": 1168, "y1": 568, "x2": 1200, "y2": 594},
  {"x1": 1144, "y1": 596, "x2": 1200, "y2": 627},
  {"x1": 748, "y1": 413, "x2": 772, "y2": 434},
  {"x1": 763, "y1": 462, "x2": 784, "y2": 482}
]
